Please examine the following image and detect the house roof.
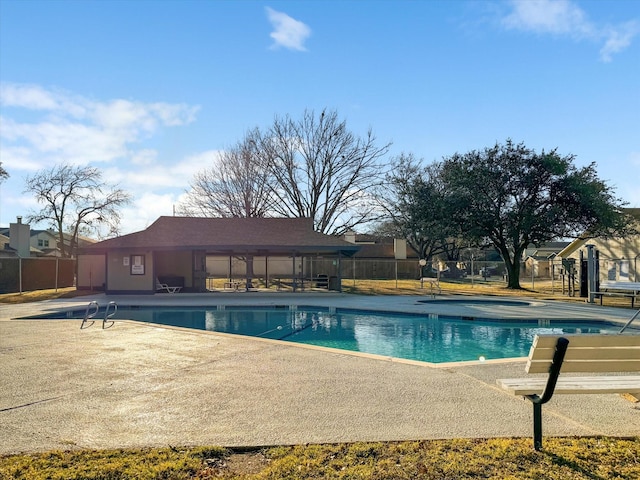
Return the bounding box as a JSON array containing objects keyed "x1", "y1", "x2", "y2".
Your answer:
[
  {"x1": 557, "y1": 208, "x2": 640, "y2": 258},
  {"x1": 0, "y1": 233, "x2": 16, "y2": 257},
  {"x1": 526, "y1": 241, "x2": 571, "y2": 259},
  {"x1": 352, "y1": 238, "x2": 420, "y2": 259},
  {"x1": 83, "y1": 216, "x2": 361, "y2": 256},
  {"x1": 0, "y1": 232, "x2": 45, "y2": 256}
]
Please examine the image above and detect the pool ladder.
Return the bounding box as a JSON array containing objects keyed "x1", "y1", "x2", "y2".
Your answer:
[{"x1": 81, "y1": 301, "x2": 117, "y2": 329}]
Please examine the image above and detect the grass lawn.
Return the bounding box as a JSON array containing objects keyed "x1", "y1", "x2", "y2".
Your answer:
[
  {"x1": 1, "y1": 284, "x2": 638, "y2": 478},
  {"x1": 1, "y1": 438, "x2": 639, "y2": 479}
]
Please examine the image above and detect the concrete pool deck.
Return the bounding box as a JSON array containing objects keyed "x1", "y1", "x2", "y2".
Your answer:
[{"x1": 1, "y1": 292, "x2": 638, "y2": 454}]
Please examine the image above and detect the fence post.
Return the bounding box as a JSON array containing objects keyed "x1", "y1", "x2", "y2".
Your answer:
[
  {"x1": 587, "y1": 244, "x2": 596, "y2": 303},
  {"x1": 395, "y1": 260, "x2": 398, "y2": 289},
  {"x1": 531, "y1": 262, "x2": 535, "y2": 290},
  {"x1": 353, "y1": 257, "x2": 356, "y2": 287},
  {"x1": 18, "y1": 257, "x2": 22, "y2": 294}
]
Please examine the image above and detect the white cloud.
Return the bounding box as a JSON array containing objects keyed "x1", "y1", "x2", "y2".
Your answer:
[
  {"x1": 1, "y1": 82, "x2": 62, "y2": 110},
  {"x1": 599, "y1": 21, "x2": 640, "y2": 62},
  {"x1": 502, "y1": 0, "x2": 592, "y2": 37},
  {"x1": 0, "y1": 82, "x2": 200, "y2": 171},
  {"x1": 0, "y1": 83, "x2": 86, "y2": 117},
  {"x1": 502, "y1": 0, "x2": 639, "y2": 62},
  {"x1": 0, "y1": 145, "x2": 43, "y2": 172},
  {"x1": 266, "y1": 7, "x2": 311, "y2": 51},
  {"x1": 1, "y1": 191, "x2": 39, "y2": 211},
  {"x1": 105, "y1": 150, "x2": 218, "y2": 190},
  {"x1": 120, "y1": 192, "x2": 178, "y2": 232},
  {"x1": 130, "y1": 149, "x2": 158, "y2": 166},
  {"x1": 0, "y1": 82, "x2": 204, "y2": 231}
]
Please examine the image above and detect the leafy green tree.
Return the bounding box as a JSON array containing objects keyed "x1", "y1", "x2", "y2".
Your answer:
[{"x1": 439, "y1": 140, "x2": 630, "y2": 288}]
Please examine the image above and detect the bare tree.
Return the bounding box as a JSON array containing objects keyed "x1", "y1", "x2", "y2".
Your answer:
[
  {"x1": 24, "y1": 164, "x2": 132, "y2": 257},
  {"x1": 0, "y1": 162, "x2": 8, "y2": 183},
  {"x1": 178, "y1": 129, "x2": 273, "y2": 218},
  {"x1": 259, "y1": 108, "x2": 391, "y2": 234}
]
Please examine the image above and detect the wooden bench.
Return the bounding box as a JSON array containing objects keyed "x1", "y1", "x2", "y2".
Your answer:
[
  {"x1": 497, "y1": 334, "x2": 640, "y2": 450},
  {"x1": 594, "y1": 281, "x2": 640, "y2": 307}
]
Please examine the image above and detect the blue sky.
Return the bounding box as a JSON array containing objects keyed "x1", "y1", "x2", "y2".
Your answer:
[{"x1": 1, "y1": 0, "x2": 638, "y2": 235}]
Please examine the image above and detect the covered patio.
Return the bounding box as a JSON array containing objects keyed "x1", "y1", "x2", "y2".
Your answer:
[{"x1": 77, "y1": 217, "x2": 360, "y2": 294}]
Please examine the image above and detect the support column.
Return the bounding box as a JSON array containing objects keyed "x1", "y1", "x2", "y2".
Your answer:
[
  {"x1": 587, "y1": 244, "x2": 596, "y2": 304},
  {"x1": 336, "y1": 253, "x2": 342, "y2": 292},
  {"x1": 292, "y1": 252, "x2": 297, "y2": 292},
  {"x1": 533, "y1": 402, "x2": 543, "y2": 451}
]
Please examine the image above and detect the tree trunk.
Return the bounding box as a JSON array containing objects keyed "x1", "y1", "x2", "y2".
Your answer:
[
  {"x1": 497, "y1": 246, "x2": 522, "y2": 289},
  {"x1": 505, "y1": 261, "x2": 521, "y2": 289},
  {"x1": 57, "y1": 220, "x2": 68, "y2": 258}
]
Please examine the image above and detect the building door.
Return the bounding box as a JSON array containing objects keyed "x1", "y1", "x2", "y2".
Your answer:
[{"x1": 193, "y1": 250, "x2": 207, "y2": 292}]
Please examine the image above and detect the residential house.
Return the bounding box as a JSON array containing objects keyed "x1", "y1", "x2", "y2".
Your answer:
[
  {"x1": 340, "y1": 233, "x2": 422, "y2": 280},
  {"x1": 523, "y1": 241, "x2": 571, "y2": 278},
  {"x1": 557, "y1": 208, "x2": 640, "y2": 283},
  {"x1": 0, "y1": 219, "x2": 95, "y2": 258}
]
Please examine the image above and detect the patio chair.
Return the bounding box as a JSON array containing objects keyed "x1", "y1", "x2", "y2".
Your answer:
[{"x1": 156, "y1": 277, "x2": 182, "y2": 293}]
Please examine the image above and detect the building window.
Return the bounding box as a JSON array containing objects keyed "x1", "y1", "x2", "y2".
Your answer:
[{"x1": 38, "y1": 239, "x2": 49, "y2": 247}]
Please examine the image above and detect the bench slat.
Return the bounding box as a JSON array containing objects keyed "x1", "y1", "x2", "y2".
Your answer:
[
  {"x1": 527, "y1": 359, "x2": 640, "y2": 374},
  {"x1": 532, "y1": 335, "x2": 640, "y2": 348},
  {"x1": 497, "y1": 375, "x2": 640, "y2": 396},
  {"x1": 530, "y1": 346, "x2": 640, "y2": 361},
  {"x1": 526, "y1": 335, "x2": 640, "y2": 373},
  {"x1": 600, "y1": 281, "x2": 640, "y2": 290}
]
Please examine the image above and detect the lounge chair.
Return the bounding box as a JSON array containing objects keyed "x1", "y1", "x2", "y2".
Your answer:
[{"x1": 156, "y1": 278, "x2": 182, "y2": 293}]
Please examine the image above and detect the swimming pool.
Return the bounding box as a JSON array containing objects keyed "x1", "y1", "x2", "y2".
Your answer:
[{"x1": 34, "y1": 305, "x2": 631, "y2": 363}]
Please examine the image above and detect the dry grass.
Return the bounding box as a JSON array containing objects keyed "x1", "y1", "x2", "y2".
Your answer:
[
  {"x1": 2, "y1": 279, "x2": 636, "y2": 310},
  {"x1": 343, "y1": 278, "x2": 637, "y2": 309},
  {"x1": 1, "y1": 438, "x2": 639, "y2": 479},
  {"x1": 0, "y1": 287, "x2": 96, "y2": 304}
]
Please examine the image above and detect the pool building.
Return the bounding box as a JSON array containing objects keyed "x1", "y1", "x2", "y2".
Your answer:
[{"x1": 77, "y1": 216, "x2": 360, "y2": 294}]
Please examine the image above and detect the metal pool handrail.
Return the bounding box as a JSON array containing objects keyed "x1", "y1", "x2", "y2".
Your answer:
[
  {"x1": 103, "y1": 301, "x2": 117, "y2": 329},
  {"x1": 80, "y1": 301, "x2": 99, "y2": 329},
  {"x1": 80, "y1": 301, "x2": 118, "y2": 329},
  {"x1": 618, "y1": 308, "x2": 640, "y2": 334}
]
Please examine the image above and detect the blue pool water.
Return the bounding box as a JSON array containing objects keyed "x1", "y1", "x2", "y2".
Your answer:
[{"x1": 35, "y1": 306, "x2": 629, "y2": 363}]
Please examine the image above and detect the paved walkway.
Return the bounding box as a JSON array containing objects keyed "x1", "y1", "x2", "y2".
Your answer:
[{"x1": 1, "y1": 293, "x2": 638, "y2": 454}]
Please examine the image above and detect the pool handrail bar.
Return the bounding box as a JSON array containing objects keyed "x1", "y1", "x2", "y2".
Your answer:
[
  {"x1": 103, "y1": 301, "x2": 117, "y2": 329},
  {"x1": 618, "y1": 308, "x2": 640, "y2": 334},
  {"x1": 80, "y1": 301, "x2": 118, "y2": 329},
  {"x1": 81, "y1": 301, "x2": 99, "y2": 329}
]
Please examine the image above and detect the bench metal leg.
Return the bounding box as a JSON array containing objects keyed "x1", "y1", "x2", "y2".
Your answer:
[{"x1": 533, "y1": 402, "x2": 543, "y2": 451}]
